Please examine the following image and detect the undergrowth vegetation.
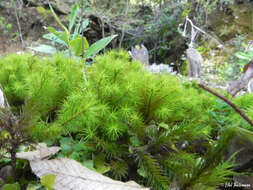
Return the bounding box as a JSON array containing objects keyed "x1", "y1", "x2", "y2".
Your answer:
[{"x1": 1, "y1": 50, "x2": 253, "y2": 189}]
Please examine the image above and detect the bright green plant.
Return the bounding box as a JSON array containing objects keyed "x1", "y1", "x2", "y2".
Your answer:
[
  {"x1": 46, "y1": 51, "x2": 238, "y2": 189},
  {"x1": 234, "y1": 46, "x2": 253, "y2": 71},
  {"x1": 41, "y1": 174, "x2": 55, "y2": 190},
  {"x1": 29, "y1": 3, "x2": 117, "y2": 59},
  {"x1": 1, "y1": 51, "x2": 252, "y2": 189},
  {"x1": 1, "y1": 182, "x2": 20, "y2": 190}
]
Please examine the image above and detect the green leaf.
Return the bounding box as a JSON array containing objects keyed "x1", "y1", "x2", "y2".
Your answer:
[
  {"x1": 84, "y1": 35, "x2": 117, "y2": 58},
  {"x1": 49, "y1": 4, "x2": 69, "y2": 34},
  {"x1": 130, "y1": 136, "x2": 141, "y2": 146},
  {"x1": 69, "y1": 37, "x2": 89, "y2": 56},
  {"x1": 69, "y1": 4, "x2": 80, "y2": 32},
  {"x1": 26, "y1": 183, "x2": 41, "y2": 190},
  {"x1": 94, "y1": 154, "x2": 111, "y2": 174},
  {"x1": 43, "y1": 33, "x2": 67, "y2": 46},
  {"x1": 41, "y1": 174, "x2": 56, "y2": 190},
  {"x1": 2, "y1": 182, "x2": 20, "y2": 190},
  {"x1": 47, "y1": 26, "x2": 58, "y2": 35},
  {"x1": 137, "y1": 168, "x2": 148, "y2": 178},
  {"x1": 73, "y1": 142, "x2": 86, "y2": 152},
  {"x1": 96, "y1": 164, "x2": 111, "y2": 174},
  {"x1": 80, "y1": 19, "x2": 89, "y2": 32},
  {"x1": 60, "y1": 137, "x2": 73, "y2": 154},
  {"x1": 159, "y1": 123, "x2": 169, "y2": 130},
  {"x1": 61, "y1": 143, "x2": 72, "y2": 154},
  {"x1": 59, "y1": 137, "x2": 72, "y2": 144},
  {"x1": 0, "y1": 130, "x2": 11, "y2": 139},
  {"x1": 74, "y1": 19, "x2": 89, "y2": 35},
  {"x1": 234, "y1": 52, "x2": 252, "y2": 61},
  {"x1": 47, "y1": 27, "x2": 69, "y2": 46},
  {"x1": 28, "y1": 45, "x2": 57, "y2": 54}
]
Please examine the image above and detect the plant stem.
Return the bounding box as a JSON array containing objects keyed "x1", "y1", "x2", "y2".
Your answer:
[
  {"x1": 13, "y1": 0, "x2": 24, "y2": 50},
  {"x1": 198, "y1": 83, "x2": 253, "y2": 127},
  {"x1": 81, "y1": 0, "x2": 84, "y2": 58},
  {"x1": 119, "y1": 0, "x2": 129, "y2": 49}
]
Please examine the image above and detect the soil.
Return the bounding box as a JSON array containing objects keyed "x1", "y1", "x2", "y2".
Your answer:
[{"x1": 0, "y1": 5, "x2": 59, "y2": 56}]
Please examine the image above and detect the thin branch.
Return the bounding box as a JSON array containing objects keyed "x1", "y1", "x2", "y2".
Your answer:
[
  {"x1": 198, "y1": 83, "x2": 253, "y2": 127},
  {"x1": 97, "y1": 15, "x2": 105, "y2": 52},
  {"x1": 13, "y1": 0, "x2": 25, "y2": 50},
  {"x1": 118, "y1": 0, "x2": 129, "y2": 49},
  {"x1": 245, "y1": 40, "x2": 253, "y2": 53},
  {"x1": 183, "y1": 17, "x2": 223, "y2": 48},
  {"x1": 81, "y1": 0, "x2": 84, "y2": 58},
  {"x1": 101, "y1": 18, "x2": 105, "y2": 53}
]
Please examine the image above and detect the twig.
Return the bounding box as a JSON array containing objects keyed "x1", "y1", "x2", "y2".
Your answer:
[
  {"x1": 97, "y1": 15, "x2": 105, "y2": 52},
  {"x1": 81, "y1": 0, "x2": 84, "y2": 58},
  {"x1": 183, "y1": 17, "x2": 223, "y2": 48},
  {"x1": 245, "y1": 40, "x2": 253, "y2": 53},
  {"x1": 118, "y1": 0, "x2": 129, "y2": 49},
  {"x1": 198, "y1": 83, "x2": 253, "y2": 127},
  {"x1": 12, "y1": 0, "x2": 25, "y2": 50},
  {"x1": 101, "y1": 18, "x2": 105, "y2": 53}
]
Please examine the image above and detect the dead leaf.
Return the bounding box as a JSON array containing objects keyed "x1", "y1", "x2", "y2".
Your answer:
[
  {"x1": 16, "y1": 146, "x2": 149, "y2": 190},
  {"x1": 16, "y1": 146, "x2": 61, "y2": 161},
  {"x1": 0, "y1": 84, "x2": 9, "y2": 108},
  {"x1": 29, "y1": 158, "x2": 149, "y2": 190}
]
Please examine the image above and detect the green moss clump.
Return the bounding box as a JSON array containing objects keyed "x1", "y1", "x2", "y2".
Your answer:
[
  {"x1": 0, "y1": 51, "x2": 245, "y2": 189},
  {"x1": 53, "y1": 50, "x2": 236, "y2": 189},
  {"x1": 0, "y1": 53, "x2": 83, "y2": 139}
]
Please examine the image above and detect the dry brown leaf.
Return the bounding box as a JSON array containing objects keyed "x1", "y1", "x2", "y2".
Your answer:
[
  {"x1": 16, "y1": 146, "x2": 61, "y2": 161},
  {"x1": 30, "y1": 158, "x2": 149, "y2": 190},
  {"x1": 16, "y1": 146, "x2": 149, "y2": 190},
  {"x1": 0, "y1": 84, "x2": 10, "y2": 108}
]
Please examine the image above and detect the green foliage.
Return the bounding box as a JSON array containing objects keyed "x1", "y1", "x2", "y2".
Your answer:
[
  {"x1": 52, "y1": 50, "x2": 237, "y2": 189},
  {"x1": 29, "y1": 3, "x2": 117, "y2": 59},
  {"x1": 2, "y1": 182, "x2": 20, "y2": 190},
  {"x1": 232, "y1": 41, "x2": 253, "y2": 75},
  {"x1": 0, "y1": 16, "x2": 12, "y2": 36},
  {"x1": 217, "y1": 35, "x2": 248, "y2": 81},
  {"x1": 0, "y1": 50, "x2": 249, "y2": 189},
  {"x1": 41, "y1": 174, "x2": 55, "y2": 190},
  {"x1": 0, "y1": 54, "x2": 84, "y2": 140}
]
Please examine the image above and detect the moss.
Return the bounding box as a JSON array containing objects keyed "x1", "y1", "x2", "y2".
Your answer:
[
  {"x1": 0, "y1": 53, "x2": 83, "y2": 135},
  {"x1": 36, "y1": 6, "x2": 53, "y2": 20},
  {"x1": 209, "y1": 3, "x2": 253, "y2": 41},
  {"x1": 180, "y1": 59, "x2": 189, "y2": 76},
  {"x1": 0, "y1": 51, "x2": 247, "y2": 189}
]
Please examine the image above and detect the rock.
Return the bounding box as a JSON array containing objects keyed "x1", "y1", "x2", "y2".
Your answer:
[
  {"x1": 27, "y1": 0, "x2": 71, "y2": 14},
  {"x1": 226, "y1": 135, "x2": 253, "y2": 172},
  {"x1": 234, "y1": 175, "x2": 253, "y2": 190},
  {"x1": 129, "y1": 44, "x2": 149, "y2": 65},
  {"x1": 146, "y1": 63, "x2": 175, "y2": 74},
  {"x1": 186, "y1": 47, "x2": 203, "y2": 78}
]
